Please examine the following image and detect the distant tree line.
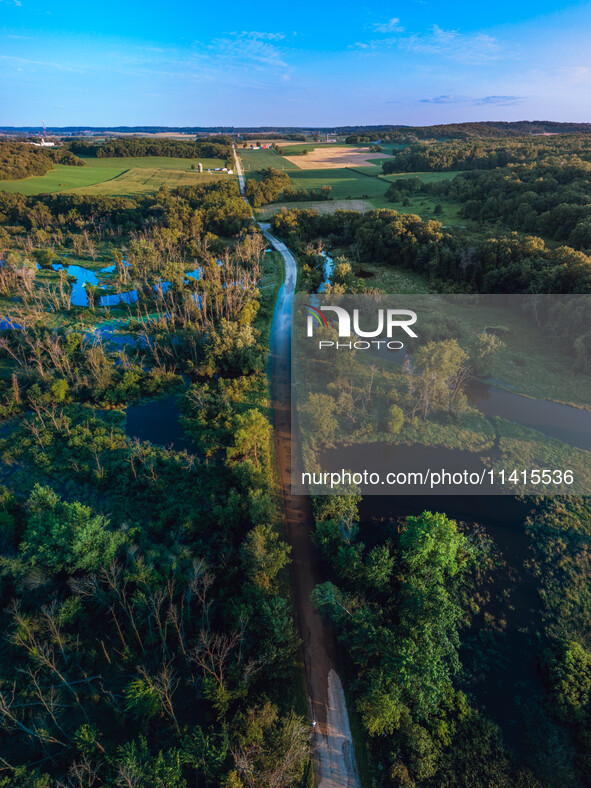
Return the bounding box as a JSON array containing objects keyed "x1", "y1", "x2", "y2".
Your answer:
[
  {"x1": 381, "y1": 134, "x2": 591, "y2": 173},
  {"x1": 67, "y1": 137, "x2": 232, "y2": 161},
  {"x1": 5, "y1": 121, "x2": 591, "y2": 140},
  {"x1": 345, "y1": 121, "x2": 591, "y2": 145}
]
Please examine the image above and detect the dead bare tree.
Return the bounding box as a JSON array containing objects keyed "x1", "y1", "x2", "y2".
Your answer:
[
  {"x1": 56, "y1": 755, "x2": 103, "y2": 788},
  {"x1": 189, "y1": 629, "x2": 242, "y2": 696},
  {"x1": 136, "y1": 662, "x2": 181, "y2": 735}
]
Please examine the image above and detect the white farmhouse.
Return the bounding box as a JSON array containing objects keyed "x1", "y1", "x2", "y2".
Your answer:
[{"x1": 27, "y1": 138, "x2": 56, "y2": 147}]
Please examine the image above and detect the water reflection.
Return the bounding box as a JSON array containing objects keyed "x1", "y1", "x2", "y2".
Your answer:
[
  {"x1": 125, "y1": 395, "x2": 198, "y2": 455},
  {"x1": 368, "y1": 342, "x2": 591, "y2": 452},
  {"x1": 40, "y1": 260, "x2": 203, "y2": 308},
  {"x1": 50, "y1": 262, "x2": 108, "y2": 307},
  {"x1": 318, "y1": 251, "x2": 334, "y2": 293},
  {"x1": 466, "y1": 379, "x2": 591, "y2": 452}
]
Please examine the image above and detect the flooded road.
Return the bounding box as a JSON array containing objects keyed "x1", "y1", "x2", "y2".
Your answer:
[
  {"x1": 262, "y1": 219, "x2": 361, "y2": 786},
  {"x1": 318, "y1": 251, "x2": 334, "y2": 293}
]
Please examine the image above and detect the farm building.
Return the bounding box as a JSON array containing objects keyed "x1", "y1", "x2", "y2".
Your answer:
[{"x1": 27, "y1": 138, "x2": 56, "y2": 147}]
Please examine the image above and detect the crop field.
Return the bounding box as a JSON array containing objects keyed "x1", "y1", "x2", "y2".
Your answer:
[
  {"x1": 66, "y1": 167, "x2": 226, "y2": 195},
  {"x1": 240, "y1": 147, "x2": 300, "y2": 172},
  {"x1": 240, "y1": 144, "x2": 391, "y2": 173},
  {"x1": 286, "y1": 167, "x2": 390, "y2": 199},
  {"x1": 257, "y1": 198, "x2": 375, "y2": 218},
  {"x1": 282, "y1": 145, "x2": 393, "y2": 169},
  {"x1": 355, "y1": 261, "x2": 430, "y2": 294},
  {"x1": 0, "y1": 156, "x2": 228, "y2": 195},
  {"x1": 278, "y1": 142, "x2": 348, "y2": 154},
  {"x1": 381, "y1": 170, "x2": 462, "y2": 185}
]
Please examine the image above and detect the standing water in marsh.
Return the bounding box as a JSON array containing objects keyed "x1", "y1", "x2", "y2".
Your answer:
[
  {"x1": 43, "y1": 260, "x2": 204, "y2": 308},
  {"x1": 466, "y1": 379, "x2": 591, "y2": 452},
  {"x1": 125, "y1": 394, "x2": 198, "y2": 455},
  {"x1": 49, "y1": 262, "x2": 114, "y2": 307},
  {"x1": 318, "y1": 251, "x2": 334, "y2": 293},
  {"x1": 367, "y1": 344, "x2": 591, "y2": 453}
]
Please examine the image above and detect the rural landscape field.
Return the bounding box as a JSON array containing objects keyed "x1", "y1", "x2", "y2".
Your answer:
[
  {"x1": 1, "y1": 0, "x2": 591, "y2": 785},
  {"x1": 0, "y1": 155, "x2": 230, "y2": 195}
]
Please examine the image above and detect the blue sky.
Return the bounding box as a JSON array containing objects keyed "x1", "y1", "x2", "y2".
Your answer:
[{"x1": 1, "y1": 0, "x2": 591, "y2": 126}]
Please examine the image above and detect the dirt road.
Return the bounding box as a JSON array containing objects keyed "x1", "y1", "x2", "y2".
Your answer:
[
  {"x1": 262, "y1": 222, "x2": 361, "y2": 787},
  {"x1": 233, "y1": 144, "x2": 246, "y2": 196}
]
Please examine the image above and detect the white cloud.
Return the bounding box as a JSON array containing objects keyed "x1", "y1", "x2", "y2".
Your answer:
[
  {"x1": 350, "y1": 37, "x2": 398, "y2": 52},
  {"x1": 208, "y1": 31, "x2": 288, "y2": 69},
  {"x1": 402, "y1": 25, "x2": 502, "y2": 64},
  {"x1": 351, "y1": 22, "x2": 503, "y2": 64},
  {"x1": 372, "y1": 17, "x2": 404, "y2": 34},
  {"x1": 419, "y1": 94, "x2": 524, "y2": 106}
]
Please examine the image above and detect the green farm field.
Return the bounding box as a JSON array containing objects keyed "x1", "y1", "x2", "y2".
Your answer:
[
  {"x1": 256, "y1": 198, "x2": 375, "y2": 219},
  {"x1": 0, "y1": 156, "x2": 228, "y2": 195},
  {"x1": 286, "y1": 166, "x2": 459, "y2": 199},
  {"x1": 254, "y1": 166, "x2": 469, "y2": 225},
  {"x1": 285, "y1": 167, "x2": 469, "y2": 224},
  {"x1": 286, "y1": 167, "x2": 390, "y2": 199},
  {"x1": 240, "y1": 148, "x2": 300, "y2": 172},
  {"x1": 66, "y1": 167, "x2": 227, "y2": 195},
  {"x1": 355, "y1": 260, "x2": 430, "y2": 294}
]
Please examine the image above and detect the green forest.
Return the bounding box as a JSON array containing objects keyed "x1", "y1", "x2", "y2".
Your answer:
[
  {"x1": 0, "y1": 141, "x2": 85, "y2": 181},
  {"x1": 67, "y1": 138, "x2": 232, "y2": 162},
  {"x1": 0, "y1": 127, "x2": 590, "y2": 786},
  {"x1": 0, "y1": 178, "x2": 313, "y2": 786}
]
